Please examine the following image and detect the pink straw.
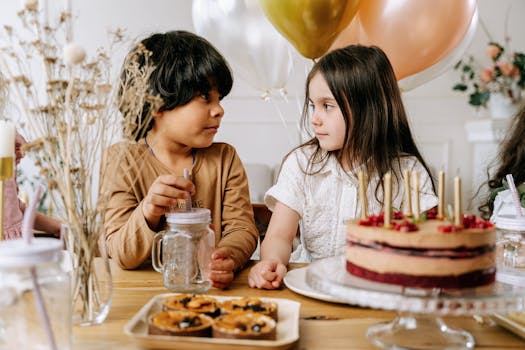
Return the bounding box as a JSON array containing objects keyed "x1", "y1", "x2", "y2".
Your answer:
[
  {"x1": 506, "y1": 174, "x2": 524, "y2": 218},
  {"x1": 22, "y1": 185, "x2": 58, "y2": 350}
]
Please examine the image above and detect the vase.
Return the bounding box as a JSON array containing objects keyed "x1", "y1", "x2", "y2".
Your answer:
[
  {"x1": 62, "y1": 223, "x2": 113, "y2": 326},
  {"x1": 489, "y1": 92, "x2": 520, "y2": 119}
]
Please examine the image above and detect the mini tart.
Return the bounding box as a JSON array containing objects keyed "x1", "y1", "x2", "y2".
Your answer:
[
  {"x1": 220, "y1": 297, "x2": 278, "y2": 321},
  {"x1": 148, "y1": 310, "x2": 213, "y2": 337},
  {"x1": 212, "y1": 313, "x2": 276, "y2": 340},
  {"x1": 162, "y1": 294, "x2": 220, "y2": 318}
]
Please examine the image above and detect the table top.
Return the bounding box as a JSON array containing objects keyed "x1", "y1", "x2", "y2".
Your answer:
[{"x1": 73, "y1": 261, "x2": 525, "y2": 349}]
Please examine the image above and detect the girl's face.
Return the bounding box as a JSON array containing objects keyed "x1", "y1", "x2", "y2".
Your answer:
[
  {"x1": 154, "y1": 88, "x2": 224, "y2": 149},
  {"x1": 308, "y1": 73, "x2": 346, "y2": 151}
]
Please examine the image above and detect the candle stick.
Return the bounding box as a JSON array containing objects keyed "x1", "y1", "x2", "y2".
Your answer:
[
  {"x1": 0, "y1": 120, "x2": 15, "y2": 241},
  {"x1": 384, "y1": 172, "x2": 392, "y2": 228},
  {"x1": 413, "y1": 171, "x2": 420, "y2": 221},
  {"x1": 454, "y1": 176, "x2": 462, "y2": 226},
  {"x1": 404, "y1": 169, "x2": 413, "y2": 217},
  {"x1": 358, "y1": 171, "x2": 367, "y2": 220},
  {"x1": 438, "y1": 170, "x2": 445, "y2": 219}
]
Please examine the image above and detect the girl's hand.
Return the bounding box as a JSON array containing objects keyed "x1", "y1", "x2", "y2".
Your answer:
[
  {"x1": 248, "y1": 260, "x2": 287, "y2": 290},
  {"x1": 141, "y1": 174, "x2": 194, "y2": 229},
  {"x1": 209, "y1": 247, "x2": 235, "y2": 289},
  {"x1": 15, "y1": 132, "x2": 26, "y2": 164}
]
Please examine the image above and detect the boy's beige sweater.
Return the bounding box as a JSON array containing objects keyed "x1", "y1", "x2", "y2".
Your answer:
[{"x1": 103, "y1": 140, "x2": 258, "y2": 270}]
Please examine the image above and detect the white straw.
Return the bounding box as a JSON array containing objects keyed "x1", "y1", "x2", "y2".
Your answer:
[
  {"x1": 183, "y1": 168, "x2": 192, "y2": 211},
  {"x1": 21, "y1": 185, "x2": 58, "y2": 350},
  {"x1": 506, "y1": 174, "x2": 524, "y2": 217}
]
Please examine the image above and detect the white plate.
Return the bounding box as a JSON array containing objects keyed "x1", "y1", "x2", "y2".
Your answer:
[
  {"x1": 124, "y1": 293, "x2": 300, "y2": 350},
  {"x1": 283, "y1": 267, "x2": 347, "y2": 304}
]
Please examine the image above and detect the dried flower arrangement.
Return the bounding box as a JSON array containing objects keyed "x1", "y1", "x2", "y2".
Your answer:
[{"x1": 0, "y1": 1, "x2": 161, "y2": 325}]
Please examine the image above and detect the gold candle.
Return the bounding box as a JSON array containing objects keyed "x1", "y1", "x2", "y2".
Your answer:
[
  {"x1": 358, "y1": 171, "x2": 367, "y2": 219},
  {"x1": 404, "y1": 169, "x2": 413, "y2": 217},
  {"x1": 454, "y1": 176, "x2": 462, "y2": 226},
  {"x1": 384, "y1": 172, "x2": 392, "y2": 228},
  {"x1": 438, "y1": 170, "x2": 445, "y2": 219},
  {"x1": 413, "y1": 171, "x2": 420, "y2": 221}
]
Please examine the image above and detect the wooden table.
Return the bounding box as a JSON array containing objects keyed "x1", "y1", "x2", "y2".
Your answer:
[{"x1": 73, "y1": 261, "x2": 525, "y2": 349}]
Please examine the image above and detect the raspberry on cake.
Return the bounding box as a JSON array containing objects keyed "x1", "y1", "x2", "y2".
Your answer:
[
  {"x1": 346, "y1": 214, "x2": 496, "y2": 289},
  {"x1": 162, "y1": 294, "x2": 220, "y2": 318}
]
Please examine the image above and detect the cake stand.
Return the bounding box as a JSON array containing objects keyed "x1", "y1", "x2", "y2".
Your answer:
[{"x1": 306, "y1": 256, "x2": 525, "y2": 350}]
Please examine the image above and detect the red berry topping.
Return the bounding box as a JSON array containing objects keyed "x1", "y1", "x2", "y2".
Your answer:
[
  {"x1": 393, "y1": 211, "x2": 405, "y2": 220},
  {"x1": 438, "y1": 225, "x2": 463, "y2": 233},
  {"x1": 425, "y1": 207, "x2": 438, "y2": 220},
  {"x1": 393, "y1": 220, "x2": 419, "y2": 232}
]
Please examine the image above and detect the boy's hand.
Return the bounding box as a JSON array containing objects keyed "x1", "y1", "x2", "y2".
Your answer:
[
  {"x1": 248, "y1": 260, "x2": 287, "y2": 290},
  {"x1": 209, "y1": 247, "x2": 235, "y2": 289},
  {"x1": 142, "y1": 174, "x2": 194, "y2": 228}
]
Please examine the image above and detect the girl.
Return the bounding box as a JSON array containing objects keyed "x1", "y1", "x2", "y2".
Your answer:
[
  {"x1": 103, "y1": 31, "x2": 258, "y2": 289},
  {"x1": 249, "y1": 45, "x2": 437, "y2": 289},
  {"x1": 1, "y1": 73, "x2": 61, "y2": 239},
  {"x1": 479, "y1": 103, "x2": 525, "y2": 221}
]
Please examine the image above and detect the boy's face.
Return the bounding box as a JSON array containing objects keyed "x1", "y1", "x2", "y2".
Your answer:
[
  {"x1": 155, "y1": 88, "x2": 224, "y2": 149},
  {"x1": 307, "y1": 73, "x2": 346, "y2": 152}
]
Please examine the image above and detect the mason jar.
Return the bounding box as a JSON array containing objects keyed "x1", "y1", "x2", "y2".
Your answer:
[
  {"x1": 151, "y1": 208, "x2": 215, "y2": 293},
  {"x1": 0, "y1": 238, "x2": 71, "y2": 350},
  {"x1": 495, "y1": 214, "x2": 525, "y2": 270}
]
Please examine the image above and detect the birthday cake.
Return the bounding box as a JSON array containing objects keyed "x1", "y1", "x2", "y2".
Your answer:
[{"x1": 345, "y1": 212, "x2": 496, "y2": 289}]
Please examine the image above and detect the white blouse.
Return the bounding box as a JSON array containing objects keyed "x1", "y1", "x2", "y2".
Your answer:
[{"x1": 265, "y1": 146, "x2": 438, "y2": 262}]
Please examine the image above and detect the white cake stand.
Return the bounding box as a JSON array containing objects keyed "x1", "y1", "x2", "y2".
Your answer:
[{"x1": 306, "y1": 256, "x2": 525, "y2": 350}]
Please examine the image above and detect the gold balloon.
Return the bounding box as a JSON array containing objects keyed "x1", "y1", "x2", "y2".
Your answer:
[{"x1": 260, "y1": 0, "x2": 362, "y2": 59}]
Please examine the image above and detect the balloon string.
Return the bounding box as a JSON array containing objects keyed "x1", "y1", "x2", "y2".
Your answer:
[{"x1": 265, "y1": 90, "x2": 296, "y2": 148}]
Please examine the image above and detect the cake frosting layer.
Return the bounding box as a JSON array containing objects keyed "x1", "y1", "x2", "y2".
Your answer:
[
  {"x1": 346, "y1": 219, "x2": 496, "y2": 249},
  {"x1": 346, "y1": 244, "x2": 495, "y2": 276}
]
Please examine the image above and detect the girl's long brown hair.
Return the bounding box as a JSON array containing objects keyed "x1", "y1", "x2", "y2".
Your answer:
[
  {"x1": 479, "y1": 103, "x2": 525, "y2": 218},
  {"x1": 289, "y1": 45, "x2": 434, "y2": 203}
]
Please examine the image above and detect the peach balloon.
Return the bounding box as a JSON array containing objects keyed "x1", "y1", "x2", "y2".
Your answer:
[
  {"x1": 398, "y1": 8, "x2": 478, "y2": 91},
  {"x1": 333, "y1": 0, "x2": 477, "y2": 80}
]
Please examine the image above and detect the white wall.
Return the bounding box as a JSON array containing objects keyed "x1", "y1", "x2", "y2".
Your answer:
[{"x1": 2, "y1": 0, "x2": 524, "y2": 213}]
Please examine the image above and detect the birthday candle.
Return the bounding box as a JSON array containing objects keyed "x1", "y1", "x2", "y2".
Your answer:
[
  {"x1": 438, "y1": 170, "x2": 445, "y2": 219},
  {"x1": 384, "y1": 172, "x2": 392, "y2": 228},
  {"x1": 413, "y1": 171, "x2": 420, "y2": 221},
  {"x1": 454, "y1": 176, "x2": 462, "y2": 226},
  {"x1": 358, "y1": 171, "x2": 367, "y2": 219},
  {"x1": 404, "y1": 169, "x2": 413, "y2": 217}
]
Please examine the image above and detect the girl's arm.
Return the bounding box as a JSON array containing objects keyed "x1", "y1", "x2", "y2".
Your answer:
[
  {"x1": 260, "y1": 201, "x2": 299, "y2": 264},
  {"x1": 34, "y1": 213, "x2": 61, "y2": 237},
  {"x1": 248, "y1": 201, "x2": 299, "y2": 289}
]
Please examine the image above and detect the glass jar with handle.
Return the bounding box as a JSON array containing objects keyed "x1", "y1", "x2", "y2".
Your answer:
[{"x1": 151, "y1": 208, "x2": 215, "y2": 293}]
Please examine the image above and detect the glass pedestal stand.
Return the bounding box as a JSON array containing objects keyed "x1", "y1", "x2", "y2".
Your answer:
[{"x1": 306, "y1": 256, "x2": 525, "y2": 350}]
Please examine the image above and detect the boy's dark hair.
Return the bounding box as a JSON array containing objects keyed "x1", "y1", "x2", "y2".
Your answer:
[
  {"x1": 293, "y1": 44, "x2": 434, "y2": 202},
  {"x1": 121, "y1": 30, "x2": 233, "y2": 141},
  {"x1": 479, "y1": 104, "x2": 525, "y2": 218}
]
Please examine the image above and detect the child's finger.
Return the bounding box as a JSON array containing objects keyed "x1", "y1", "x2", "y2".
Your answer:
[
  {"x1": 209, "y1": 257, "x2": 234, "y2": 272},
  {"x1": 211, "y1": 247, "x2": 231, "y2": 260}
]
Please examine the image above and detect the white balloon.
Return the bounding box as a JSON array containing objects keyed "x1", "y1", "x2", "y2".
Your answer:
[
  {"x1": 398, "y1": 6, "x2": 478, "y2": 91},
  {"x1": 192, "y1": 0, "x2": 293, "y2": 92}
]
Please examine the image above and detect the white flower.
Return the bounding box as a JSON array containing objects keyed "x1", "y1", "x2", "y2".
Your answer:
[
  {"x1": 63, "y1": 43, "x2": 86, "y2": 66},
  {"x1": 21, "y1": 0, "x2": 38, "y2": 11}
]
